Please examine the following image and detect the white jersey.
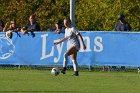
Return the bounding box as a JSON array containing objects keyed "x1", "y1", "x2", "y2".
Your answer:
[{"x1": 65, "y1": 27, "x2": 80, "y2": 50}]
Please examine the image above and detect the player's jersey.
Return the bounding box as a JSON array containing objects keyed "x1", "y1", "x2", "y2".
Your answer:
[{"x1": 65, "y1": 27, "x2": 80, "y2": 50}]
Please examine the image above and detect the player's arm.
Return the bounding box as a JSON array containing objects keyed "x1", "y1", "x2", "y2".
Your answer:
[
  {"x1": 77, "y1": 33, "x2": 86, "y2": 50},
  {"x1": 54, "y1": 37, "x2": 68, "y2": 45}
]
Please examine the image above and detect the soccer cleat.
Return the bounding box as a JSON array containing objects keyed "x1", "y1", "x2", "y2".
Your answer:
[
  {"x1": 61, "y1": 70, "x2": 66, "y2": 74},
  {"x1": 73, "y1": 71, "x2": 79, "y2": 76},
  {"x1": 61, "y1": 67, "x2": 66, "y2": 74}
]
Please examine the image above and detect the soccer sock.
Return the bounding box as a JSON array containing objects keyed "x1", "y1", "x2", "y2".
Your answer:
[
  {"x1": 72, "y1": 60, "x2": 78, "y2": 71},
  {"x1": 63, "y1": 53, "x2": 68, "y2": 68}
]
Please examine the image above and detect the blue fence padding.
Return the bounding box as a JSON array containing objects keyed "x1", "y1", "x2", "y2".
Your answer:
[{"x1": 0, "y1": 31, "x2": 140, "y2": 67}]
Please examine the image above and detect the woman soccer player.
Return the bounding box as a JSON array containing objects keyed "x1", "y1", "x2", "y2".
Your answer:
[{"x1": 54, "y1": 18, "x2": 86, "y2": 76}]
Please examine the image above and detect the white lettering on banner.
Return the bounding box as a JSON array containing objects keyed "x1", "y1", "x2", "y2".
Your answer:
[
  {"x1": 94, "y1": 36, "x2": 103, "y2": 52},
  {"x1": 40, "y1": 34, "x2": 104, "y2": 62},
  {"x1": 79, "y1": 36, "x2": 91, "y2": 52},
  {"x1": 54, "y1": 39, "x2": 64, "y2": 63},
  {"x1": 40, "y1": 34, "x2": 54, "y2": 60}
]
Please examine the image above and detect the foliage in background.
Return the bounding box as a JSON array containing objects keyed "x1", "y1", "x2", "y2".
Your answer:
[
  {"x1": 75, "y1": 0, "x2": 140, "y2": 31},
  {"x1": 0, "y1": 0, "x2": 140, "y2": 31},
  {"x1": 0, "y1": 0, "x2": 69, "y2": 30}
]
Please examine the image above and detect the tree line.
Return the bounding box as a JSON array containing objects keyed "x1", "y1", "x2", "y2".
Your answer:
[{"x1": 0, "y1": 0, "x2": 140, "y2": 31}]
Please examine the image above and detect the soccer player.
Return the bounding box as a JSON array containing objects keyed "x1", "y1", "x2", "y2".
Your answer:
[{"x1": 54, "y1": 18, "x2": 86, "y2": 76}]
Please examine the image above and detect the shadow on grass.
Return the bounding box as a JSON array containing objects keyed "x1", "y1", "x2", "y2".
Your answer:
[{"x1": 0, "y1": 91, "x2": 78, "y2": 93}]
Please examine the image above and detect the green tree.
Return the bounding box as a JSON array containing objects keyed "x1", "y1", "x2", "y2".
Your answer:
[{"x1": 0, "y1": 0, "x2": 140, "y2": 31}]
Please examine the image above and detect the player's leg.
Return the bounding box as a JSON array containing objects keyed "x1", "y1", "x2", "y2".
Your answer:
[
  {"x1": 70, "y1": 51, "x2": 79, "y2": 76},
  {"x1": 61, "y1": 46, "x2": 77, "y2": 74}
]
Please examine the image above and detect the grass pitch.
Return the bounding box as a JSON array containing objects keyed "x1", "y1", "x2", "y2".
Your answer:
[{"x1": 0, "y1": 70, "x2": 140, "y2": 93}]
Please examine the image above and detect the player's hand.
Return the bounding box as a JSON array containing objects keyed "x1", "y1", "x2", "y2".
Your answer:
[{"x1": 54, "y1": 42, "x2": 59, "y2": 45}]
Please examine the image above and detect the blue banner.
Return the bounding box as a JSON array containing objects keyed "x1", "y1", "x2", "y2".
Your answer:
[{"x1": 0, "y1": 31, "x2": 140, "y2": 67}]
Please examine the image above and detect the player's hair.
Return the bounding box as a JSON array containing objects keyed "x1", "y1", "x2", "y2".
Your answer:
[{"x1": 64, "y1": 18, "x2": 71, "y2": 24}]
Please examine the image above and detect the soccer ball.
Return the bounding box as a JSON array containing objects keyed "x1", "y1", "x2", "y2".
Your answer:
[{"x1": 51, "y1": 68, "x2": 60, "y2": 76}]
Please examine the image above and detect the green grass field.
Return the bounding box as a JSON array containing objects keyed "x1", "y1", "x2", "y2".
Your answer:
[{"x1": 0, "y1": 69, "x2": 140, "y2": 93}]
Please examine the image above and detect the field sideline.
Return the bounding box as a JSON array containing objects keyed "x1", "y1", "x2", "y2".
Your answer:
[{"x1": 0, "y1": 70, "x2": 140, "y2": 93}]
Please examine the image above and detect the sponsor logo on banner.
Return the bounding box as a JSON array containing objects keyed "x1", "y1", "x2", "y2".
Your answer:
[{"x1": 0, "y1": 35, "x2": 15, "y2": 59}]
